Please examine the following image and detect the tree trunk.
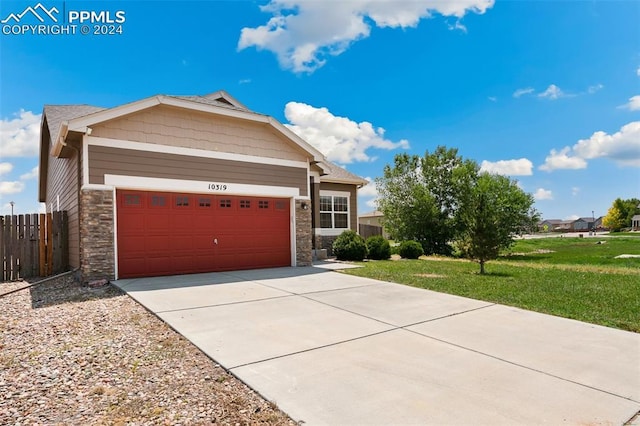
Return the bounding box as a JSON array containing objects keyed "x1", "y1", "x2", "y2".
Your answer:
[{"x1": 479, "y1": 260, "x2": 485, "y2": 274}]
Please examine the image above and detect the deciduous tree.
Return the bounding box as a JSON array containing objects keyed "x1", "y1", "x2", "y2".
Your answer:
[{"x1": 456, "y1": 173, "x2": 537, "y2": 274}]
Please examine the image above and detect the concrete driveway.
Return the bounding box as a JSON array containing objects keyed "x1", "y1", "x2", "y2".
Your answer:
[{"x1": 114, "y1": 265, "x2": 640, "y2": 425}]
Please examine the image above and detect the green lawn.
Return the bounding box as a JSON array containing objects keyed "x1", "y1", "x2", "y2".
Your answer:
[{"x1": 343, "y1": 236, "x2": 640, "y2": 333}]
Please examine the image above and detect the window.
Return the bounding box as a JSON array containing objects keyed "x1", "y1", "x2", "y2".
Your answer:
[
  {"x1": 275, "y1": 201, "x2": 287, "y2": 210},
  {"x1": 240, "y1": 200, "x2": 251, "y2": 209},
  {"x1": 319, "y1": 194, "x2": 349, "y2": 229},
  {"x1": 124, "y1": 194, "x2": 141, "y2": 206},
  {"x1": 151, "y1": 196, "x2": 166, "y2": 207},
  {"x1": 176, "y1": 196, "x2": 189, "y2": 207},
  {"x1": 219, "y1": 199, "x2": 231, "y2": 208},
  {"x1": 199, "y1": 198, "x2": 211, "y2": 207},
  {"x1": 259, "y1": 200, "x2": 269, "y2": 209}
]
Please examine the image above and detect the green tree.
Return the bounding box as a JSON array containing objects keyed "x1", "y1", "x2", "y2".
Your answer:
[
  {"x1": 376, "y1": 147, "x2": 477, "y2": 255},
  {"x1": 456, "y1": 173, "x2": 537, "y2": 274},
  {"x1": 603, "y1": 198, "x2": 640, "y2": 231}
]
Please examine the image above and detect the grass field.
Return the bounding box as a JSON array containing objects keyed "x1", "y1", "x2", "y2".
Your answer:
[{"x1": 343, "y1": 235, "x2": 640, "y2": 332}]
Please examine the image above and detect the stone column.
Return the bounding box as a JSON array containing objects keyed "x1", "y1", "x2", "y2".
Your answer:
[
  {"x1": 79, "y1": 189, "x2": 115, "y2": 283},
  {"x1": 295, "y1": 199, "x2": 312, "y2": 266}
]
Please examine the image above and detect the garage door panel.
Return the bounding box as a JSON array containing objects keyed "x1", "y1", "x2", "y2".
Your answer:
[{"x1": 117, "y1": 191, "x2": 291, "y2": 278}]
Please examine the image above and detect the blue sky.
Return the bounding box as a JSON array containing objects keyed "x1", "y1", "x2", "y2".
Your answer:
[{"x1": 1, "y1": 0, "x2": 639, "y2": 220}]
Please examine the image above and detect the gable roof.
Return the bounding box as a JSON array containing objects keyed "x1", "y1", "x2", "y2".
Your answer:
[
  {"x1": 319, "y1": 161, "x2": 368, "y2": 186},
  {"x1": 39, "y1": 91, "x2": 368, "y2": 195}
]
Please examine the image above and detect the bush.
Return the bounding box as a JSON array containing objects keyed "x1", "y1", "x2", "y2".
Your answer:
[
  {"x1": 366, "y1": 235, "x2": 391, "y2": 260},
  {"x1": 332, "y1": 230, "x2": 367, "y2": 261},
  {"x1": 399, "y1": 240, "x2": 424, "y2": 259}
]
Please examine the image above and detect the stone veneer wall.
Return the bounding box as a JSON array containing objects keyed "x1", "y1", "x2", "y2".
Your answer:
[
  {"x1": 316, "y1": 235, "x2": 339, "y2": 257},
  {"x1": 295, "y1": 199, "x2": 312, "y2": 266},
  {"x1": 79, "y1": 189, "x2": 115, "y2": 282}
]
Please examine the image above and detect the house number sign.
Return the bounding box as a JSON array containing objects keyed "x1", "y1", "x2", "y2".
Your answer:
[{"x1": 207, "y1": 183, "x2": 229, "y2": 191}]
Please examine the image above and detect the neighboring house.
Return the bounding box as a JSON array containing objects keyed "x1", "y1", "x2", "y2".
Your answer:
[
  {"x1": 572, "y1": 217, "x2": 595, "y2": 231},
  {"x1": 39, "y1": 91, "x2": 367, "y2": 281},
  {"x1": 358, "y1": 210, "x2": 390, "y2": 239},
  {"x1": 632, "y1": 215, "x2": 640, "y2": 231},
  {"x1": 539, "y1": 219, "x2": 573, "y2": 232}
]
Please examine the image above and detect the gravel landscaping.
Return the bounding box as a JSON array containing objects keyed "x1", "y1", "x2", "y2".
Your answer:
[{"x1": 0, "y1": 274, "x2": 295, "y2": 425}]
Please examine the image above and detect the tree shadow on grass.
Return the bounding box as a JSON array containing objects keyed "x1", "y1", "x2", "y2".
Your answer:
[{"x1": 29, "y1": 274, "x2": 122, "y2": 309}]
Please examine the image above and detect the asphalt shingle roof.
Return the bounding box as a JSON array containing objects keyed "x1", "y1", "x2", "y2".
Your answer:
[{"x1": 43, "y1": 104, "x2": 105, "y2": 140}]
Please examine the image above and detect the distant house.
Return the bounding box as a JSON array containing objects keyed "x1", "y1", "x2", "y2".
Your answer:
[
  {"x1": 572, "y1": 217, "x2": 595, "y2": 231},
  {"x1": 632, "y1": 215, "x2": 640, "y2": 231},
  {"x1": 539, "y1": 219, "x2": 573, "y2": 232},
  {"x1": 358, "y1": 210, "x2": 390, "y2": 239}
]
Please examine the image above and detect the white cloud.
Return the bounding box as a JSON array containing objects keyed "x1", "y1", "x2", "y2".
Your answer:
[
  {"x1": 20, "y1": 166, "x2": 38, "y2": 180},
  {"x1": 637, "y1": 66, "x2": 640, "y2": 77},
  {"x1": 480, "y1": 158, "x2": 533, "y2": 176},
  {"x1": 513, "y1": 87, "x2": 534, "y2": 98},
  {"x1": 540, "y1": 121, "x2": 640, "y2": 171},
  {"x1": 238, "y1": 0, "x2": 494, "y2": 73},
  {"x1": 587, "y1": 84, "x2": 603, "y2": 94},
  {"x1": 359, "y1": 177, "x2": 378, "y2": 198},
  {"x1": 619, "y1": 95, "x2": 640, "y2": 111},
  {"x1": 534, "y1": 188, "x2": 553, "y2": 200},
  {"x1": 572, "y1": 121, "x2": 640, "y2": 167},
  {"x1": 0, "y1": 110, "x2": 41, "y2": 157},
  {"x1": 0, "y1": 181, "x2": 25, "y2": 195},
  {"x1": 366, "y1": 198, "x2": 378, "y2": 209},
  {"x1": 537, "y1": 84, "x2": 568, "y2": 100},
  {"x1": 284, "y1": 101, "x2": 409, "y2": 163},
  {"x1": 539, "y1": 147, "x2": 588, "y2": 171},
  {"x1": 571, "y1": 187, "x2": 580, "y2": 196},
  {"x1": 0, "y1": 162, "x2": 13, "y2": 176},
  {"x1": 564, "y1": 214, "x2": 580, "y2": 221},
  {"x1": 488, "y1": 96, "x2": 497, "y2": 102}
]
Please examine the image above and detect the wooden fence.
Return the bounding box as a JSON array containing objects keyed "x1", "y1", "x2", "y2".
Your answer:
[
  {"x1": 359, "y1": 224, "x2": 383, "y2": 239},
  {"x1": 0, "y1": 212, "x2": 68, "y2": 281}
]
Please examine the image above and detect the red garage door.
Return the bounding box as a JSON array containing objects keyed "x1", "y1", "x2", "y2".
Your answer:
[{"x1": 116, "y1": 190, "x2": 291, "y2": 278}]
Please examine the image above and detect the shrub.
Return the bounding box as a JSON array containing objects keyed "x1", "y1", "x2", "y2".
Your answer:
[
  {"x1": 332, "y1": 230, "x2": 367, "y2": 261},
  {"x1": 366, "y1": 235, "x2": 391, "y2": 260},
  {"x1": 399, "y1": 240, "x2": 424, "y2": 259}
]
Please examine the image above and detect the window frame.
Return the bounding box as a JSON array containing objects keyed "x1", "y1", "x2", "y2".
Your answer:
[{"x1": 318, "y1": 191, "x2": 351, "y2": 235}]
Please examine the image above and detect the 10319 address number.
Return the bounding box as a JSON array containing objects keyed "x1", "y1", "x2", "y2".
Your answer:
[{"x1": 208, "y1": 183, "x2": 228, "y2": 191}]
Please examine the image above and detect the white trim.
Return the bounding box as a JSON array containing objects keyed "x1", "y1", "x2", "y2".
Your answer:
[
  {"x1": 103, "y1": 174, "x2": 300, "y2": 198},
  {"x1": 290, "y1": 198, "x2": 297, "y2": 266},
  {"x1": 112, "y1": 187, "x2": 119, "y2": 280},
  {"x1": 82, "y1": 136, "x2": 89, "y2": 186},
  {"x1": 314, "y1": 228, "x2": 349, "y2": 237},
  {"x1": 85, "y1": 136, "x2": 309, "y2": 169},
  {"x1": 319, "y1": 190, "x2": 350, "y2": 197}
]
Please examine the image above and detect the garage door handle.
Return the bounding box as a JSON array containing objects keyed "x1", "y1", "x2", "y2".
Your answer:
[{"x1": 213, "y1": 238, "x2": 218, "y2": 245}]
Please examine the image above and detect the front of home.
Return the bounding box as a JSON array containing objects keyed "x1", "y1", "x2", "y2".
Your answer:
[{"x1": 39, "y1": 91, "x2": 366, "y2": 281}]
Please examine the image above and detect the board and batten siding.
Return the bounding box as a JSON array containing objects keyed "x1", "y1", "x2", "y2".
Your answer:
[
  {"x1": 45, "y1": 144, "x2": 81, "y2": 269},
  {"x1": 90, "y1": 105, "x2": 309, "y2": 163},
  {"x1": 318, "y1": 182, "x2": 358, "y2": 230},
  {"x1": 88, "y1": 145, "x2": 308, "y2": 197}
]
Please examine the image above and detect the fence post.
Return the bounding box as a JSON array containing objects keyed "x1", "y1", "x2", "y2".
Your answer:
[
  {"x1": 39, "y1": 213, "x2": 46, "y2": 277},
  {"x1": 0, "y1": 216, "x2": 5, "y2": 281}
]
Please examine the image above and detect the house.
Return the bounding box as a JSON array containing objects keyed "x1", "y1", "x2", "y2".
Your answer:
[
  {"x1": 39, "y1": 91, "x2": 367, "y2": 281},
  {"x1": 572, "y1": 217, "x2": 596, "y2": 231},
  {"x1": 632, "y1": 215, "x2": 640, "y2": 231},
  {"x1": 358, "y1": 210, "x2": 390, "y2": 239},
  {"x1": 538, "y1": 219, "x2": 572, "y2": 232}
]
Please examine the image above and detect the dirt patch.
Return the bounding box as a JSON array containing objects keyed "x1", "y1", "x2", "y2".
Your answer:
[
  {"x1": 508, "y1": 249, "x2": 556, "y2": 256},
  {"x1": 414, "y1": 273, "x2": 446, "y2": 279}
]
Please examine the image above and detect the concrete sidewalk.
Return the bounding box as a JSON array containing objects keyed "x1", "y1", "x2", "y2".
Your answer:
[{"x1": 115, "y1": 266, "x2": 640, "y2": 425}]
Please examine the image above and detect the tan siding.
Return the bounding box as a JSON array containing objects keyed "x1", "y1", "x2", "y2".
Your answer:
[
  {"x1": 90, "y1": 105, "x2": 309, "y2": 162},
  {"x1": 319, "y1": 182, "x2": 358, "y2": 230},
  {"x1": 45, "y1": 146, "x2": 80, "y2": 269},
  {"x1": 88, "y1": 145, "x2": 308, "y2": 197}
]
